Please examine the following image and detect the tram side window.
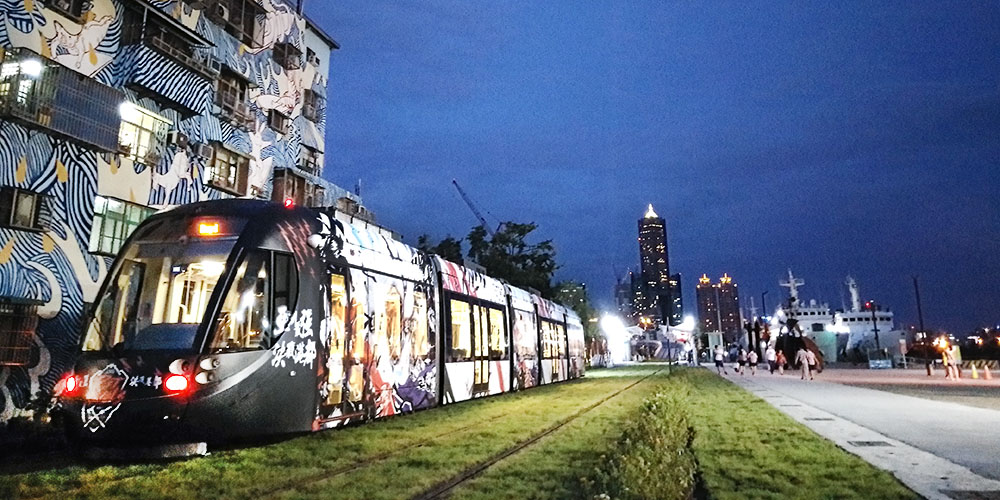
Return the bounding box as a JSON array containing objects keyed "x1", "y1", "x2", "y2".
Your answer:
[
  {"x1": 385, "y1": 287, "x2": 401, "y2": 361},
  {"x1": 448, "y1": 299, "x2": 471, "y2": 362},
  {"x1": 211, "y1": 251, "x2": 270, "y2": 351},
  {"x1": 273, "y1": 253, "x2": 298, "y2": 322},
  {"x1": 325, "y1": 273, "x2": 347, "y2": 406},
  {"x1": 488, "y1": 307, "x2": 508, "y2": 360},
  {"x1": 409, "y1": 290, "x2": 430, "y2": 361}
]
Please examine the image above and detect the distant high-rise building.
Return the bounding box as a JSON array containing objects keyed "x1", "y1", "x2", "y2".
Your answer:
[
  {"x1": 696, "y1": 274, "x2": 720, "y2": 333},
  {"x1": 669, "y1": 273, "x2": 683, "y2": 325},
  {"x1": 717, "y1": 273, "x2": 742, "y2": 341},
  {"x1": 614, "y1": 271, "x2": 634, "y2": 319},
  {"x1": 637, "y1": 204, "x2": 680, "y2": 325},
  {"x1": 696, "y1": 273, "x2": 742, "y2": 342}
]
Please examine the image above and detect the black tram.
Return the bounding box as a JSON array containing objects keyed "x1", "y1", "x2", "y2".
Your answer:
[{"x1": 58, "y1": 200, "x2": 584, "y2": 449}]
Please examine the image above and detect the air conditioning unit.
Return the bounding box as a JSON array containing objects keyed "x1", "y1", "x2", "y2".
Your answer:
[
  {"x1": 195, "y1": 143, "x2": 214, "y2": 159},
  {"x1": 302, "y1": 103, "x2": 317, "y2": 122},
  {"x1": 144, "y1": 150, "x2": 162, "y2": 166},
  {"x1": 167, "y1": 130, "x2": 189, "y2": 148},
  {"x1": 206, "y1": 56, "x2": 223, "y2": 77},
  {"x1": 268, "y1": 109, "x2": 288, "y2": 134},
  {"x1": 211, "y1": 4, "x2": 230, "y2": 23},
  {"x1": 308, "y1": 53, "x2": 321, "y2": 67}
]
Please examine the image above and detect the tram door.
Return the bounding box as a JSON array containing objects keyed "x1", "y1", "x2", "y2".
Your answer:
[
  {"x1": 472, "y1": 304, "x2": 489, "y2": 395},
  {"x1": 320, "y1": 273, "x2": 366, "y2": 419}
]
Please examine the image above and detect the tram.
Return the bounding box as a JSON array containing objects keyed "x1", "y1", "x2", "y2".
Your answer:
[{"x1": 58, "y1": 200, "x2": 584, "y2": 448}]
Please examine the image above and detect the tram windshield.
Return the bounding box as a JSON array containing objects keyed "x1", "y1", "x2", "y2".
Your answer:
[{"x1": 82, "y1": 217, "x2": 247, "y2": 352}]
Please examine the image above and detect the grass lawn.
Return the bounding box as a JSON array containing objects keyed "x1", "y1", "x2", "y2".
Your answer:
[{"x1": 0, "y1": 366, "x2": 918, "y2": 500}]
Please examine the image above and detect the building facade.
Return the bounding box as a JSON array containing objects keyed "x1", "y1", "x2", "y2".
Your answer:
[
  {"x1": 696, "y1": 273, "x2": 741, "y2": 342},
  {"x1": 636, "y1": 204, "x2": 680, "y2": 325},
  {"x1": 695, "y1": 274, "x2": 719, "y2": 333},
  {"x1": 716, "y1": 273, "x2": 741, "y2": 339},
  {"x1": 668, "y1": 272, "x2": 682, "y2": 326},
  {"x1": 0, "y1": 0, "x2": 353, "y2": 421}
]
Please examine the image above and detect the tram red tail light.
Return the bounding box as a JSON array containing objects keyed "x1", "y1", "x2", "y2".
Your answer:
[
  {"x1": 283, "y1": 198, "x2": 294, "y2": 209},
  {"x1": 62, "y1": 374, "x2": 80, "y2": 396},
  {"x1": 164, "y1": 374, "x2": 189, "y2": 393}
]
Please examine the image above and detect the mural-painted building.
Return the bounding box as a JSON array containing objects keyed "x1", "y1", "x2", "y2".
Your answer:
[{"x1": 0, "y1": 0, "x2": 355, "y2": 421}]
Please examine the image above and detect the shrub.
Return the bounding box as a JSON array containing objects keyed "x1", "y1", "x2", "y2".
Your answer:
[{"x1": 584, "y1": 384, "x2": 698, "y2": 500}]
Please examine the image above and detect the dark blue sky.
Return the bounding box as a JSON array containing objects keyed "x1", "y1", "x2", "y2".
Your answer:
[{"x1": 308, "y1": 1, "x2": 1000, "y2": 334}]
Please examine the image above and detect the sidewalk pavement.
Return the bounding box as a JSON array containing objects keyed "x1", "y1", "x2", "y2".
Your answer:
[{"x1": 719, "y1": 368, "x2": 1000, "y2": 500}]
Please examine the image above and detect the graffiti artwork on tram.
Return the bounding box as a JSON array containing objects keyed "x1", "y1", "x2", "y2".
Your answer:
[
  {"x1": 308, "y1": 211, "x2": 437, "y2": 424},
  {"x1": 79, "y1": 363, "x2": 129, "y2": 433}
]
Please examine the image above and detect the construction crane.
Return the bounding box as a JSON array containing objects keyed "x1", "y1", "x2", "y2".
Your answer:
[{"x1": 452, "y1": 179, "x2": 498, "y2": 236}]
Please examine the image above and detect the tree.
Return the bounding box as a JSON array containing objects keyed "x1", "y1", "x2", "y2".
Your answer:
[
  {"x1": 554, "y1": 281, "x2": 599, "y2": 342},
  {"x1": 416, "y1": 234, "x2": 463, "y2": 262},
  {"x1": 466, "y1": 222, "x2": 557, "y2": 297}
]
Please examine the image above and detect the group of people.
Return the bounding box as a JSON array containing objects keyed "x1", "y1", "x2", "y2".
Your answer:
[{"x1": 712, "y1": 344, "x2": 817, "y2": 380}]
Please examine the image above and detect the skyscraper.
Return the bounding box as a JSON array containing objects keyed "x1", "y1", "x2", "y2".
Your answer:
[
  {"x1": 669, "y1": 273, "x2": 683, "y2": 325},
  {"x1": 696, "y1": 274, "x2": 720, "y2": 333},
  {"x1": 637, "y1": 204, "x2": 680, "y2": 325},
  {"x1": 717, "y1": 273, "x2": 742, "y2": 341},
  {"x1": 697, "y1": 273, "x2": 742, "y2": 342}
]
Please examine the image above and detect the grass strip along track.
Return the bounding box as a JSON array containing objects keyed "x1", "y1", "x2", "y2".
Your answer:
[
  {"x1": 1, "y1": 366, "x2": 665, "y2": 500},
  {"x1": 409, "y1": 369, "x2": 664, "y2": 500}
]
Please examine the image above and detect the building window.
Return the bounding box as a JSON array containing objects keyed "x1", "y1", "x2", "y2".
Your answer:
[
  {"x1": 306, "y1": 47, "x2": 321, "y2": 67},
  {"x1": 302, "y1": 89, "x2": 320, "y2": 122},
  {"x1": 46, "y1": 0, "x2": 90, "y2": 21},
  {"x1": 118, "y1": 102, "x2": 170, "y2": 165},
  {"x1": 268, "y1": 109, "x2": 290, "y2": 134},
  {"x1": 204, "y1": 0, "x2": 264, "y2": 48},
  {"x1": 206, "y1": 143, "x2": 250, "y2": 196},
  {"x1": 88, "y1": 196, "x2": 155, "y2": 255},
  {"x1": 216, "y1": 69, "x2": 251, "y2": 127},
  {"x1": 298, "y1": 146, "x2": 321, "y2": 174},
  {"x1": 0, "y1": 302, "x2": 37, "y2": 366},
  {"x1": 0, "y1": 187, "x2": 44, "y2": 231},
  {"x1": 273, "y1": 42, "x2": 302, "y2": 71}
]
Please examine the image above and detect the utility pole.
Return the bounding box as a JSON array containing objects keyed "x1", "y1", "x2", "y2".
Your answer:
[
  {"x1": 761, "y1": 291, "x2": 768, "y2": 319},
  {"x1": 912, "y1": 276, "x2": 925, "y2": 334},
  {"x1": 913, "y1": 275, "x2": 931, "y2": 375},
  {"x1": 867, "y1": 301, "x2": 881, "y2": 351}
]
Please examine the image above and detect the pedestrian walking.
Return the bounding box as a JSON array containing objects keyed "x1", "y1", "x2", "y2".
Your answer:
[
  {"x1": 775, "y1": 350, "x2": 786, "y2": 375},
  {"x1": 795, "y1": 347, "x2": 811, "y2": 380},
  {"x1": 805, "y1": 349, "x2": 817, "y2": 380},
  {"x1": 714, "y1": 345, "x2": 728, "y2": 375},
  {"x1": 737, "y1": 348, "x2": 747, "y2": 375},
  {"x1": 765, "y1": 345, "x2": 777, "y2": 374},
  {"x1": 748, "y1": 350, "x2": 759, "y2": 376}
]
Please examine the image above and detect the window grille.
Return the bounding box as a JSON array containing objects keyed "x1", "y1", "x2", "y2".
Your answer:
[{"x1": 0, "y1": 302, "x2": 37, "y2": 366}]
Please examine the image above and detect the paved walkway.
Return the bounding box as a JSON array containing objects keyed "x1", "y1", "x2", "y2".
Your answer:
[{"x1": 720, "y1": 368, "x2": 1000, "y2": 500}]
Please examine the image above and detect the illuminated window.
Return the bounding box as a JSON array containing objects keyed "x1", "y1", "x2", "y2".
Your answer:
[
  {"x1": 409, "y1": 290, "x2": 430, "y2": 361},
  {"x1": 347, "y1": 297, "x2": 365, "y2": 402},
  {"x1": 325, "y1": 274, "x2": 347, "y2": 406},
  {"x1": 118, "y1": 102, "x2": 170, "y2": 165},
  {"x1": 489, "y1": 307, "x2": 507, "y2": 360},
  {"x1": 88, "y1": 196, "x2": 155, "y2": 255},
  {"x1": 0, "y1": 187, "x2": 44, "y2": 231},
  {"x1": 385, "y1": 287, "x2": 401, "y2": 361},
  {"x1": 211, "y1": 251, "x2": 270, "y2": 351},
  {"x1": 0, "y1": 302, "x2": 37, "y2": 366},
  {"x1": 206, "y1": 143, "x2": 250, "y2": 196},
  {"x1": 449, "y1": 299, "x2": 471, "y2": 361}
]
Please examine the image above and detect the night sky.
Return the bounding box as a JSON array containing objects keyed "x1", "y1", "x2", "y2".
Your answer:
[{"x1": 307, "y1": 1, "x2": 1000, "y2": 334}]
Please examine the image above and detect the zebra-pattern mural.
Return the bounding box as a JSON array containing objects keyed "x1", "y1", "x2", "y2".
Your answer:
[{"x1": 0, "y1": 0, "x2": 341, "y2": 421}]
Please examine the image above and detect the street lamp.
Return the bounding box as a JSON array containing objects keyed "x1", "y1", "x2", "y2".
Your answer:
[{"x1": 865, "y1": 301, "x2": 881, "y2": 351}]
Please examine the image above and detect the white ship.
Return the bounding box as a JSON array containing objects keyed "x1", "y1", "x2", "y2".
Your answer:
[{"x1": 767, "y1": 270, "x2": 904, "y2": 362}]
